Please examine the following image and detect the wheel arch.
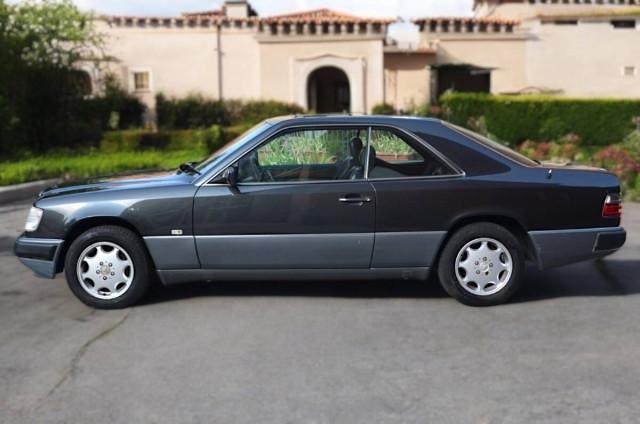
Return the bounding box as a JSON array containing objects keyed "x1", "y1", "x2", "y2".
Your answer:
[
  {"x1": 434, "y1": 214, "x2": 538, "y2": 270},
  {"x1": 55, "y1": 217, "x2": 149, "y2": 273}
]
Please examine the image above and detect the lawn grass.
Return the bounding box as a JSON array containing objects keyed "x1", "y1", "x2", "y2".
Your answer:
[{"x1": 0, "y1": 148, "x2": 208, "y2": 186}]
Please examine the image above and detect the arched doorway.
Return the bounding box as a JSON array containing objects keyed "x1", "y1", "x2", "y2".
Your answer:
[{"x1": 307, "y1": 66, "x2": 351, "y2": 113}]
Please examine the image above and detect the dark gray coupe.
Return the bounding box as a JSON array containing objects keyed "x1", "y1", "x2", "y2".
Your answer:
[{"x1": 15, "y1": 116, "x2": 626, "y2": 308}]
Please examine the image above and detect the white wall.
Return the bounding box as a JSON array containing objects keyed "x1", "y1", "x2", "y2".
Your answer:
[{"x1": 525, "y1": 19, "x2": 640, "y2": 97}]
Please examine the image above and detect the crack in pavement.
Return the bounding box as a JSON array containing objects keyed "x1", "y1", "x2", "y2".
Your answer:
[{"x1": 44, "y1": 311, "x2": 131, "y2": 399}]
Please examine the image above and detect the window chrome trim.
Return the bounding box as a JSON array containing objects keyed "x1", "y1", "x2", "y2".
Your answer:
[
  {"x1": 215, "y1": 180, "x2": 375, "y2": 187},
  {"x1": 371, "y1": 125, "x2": 466, "y2": 178},
  {"x1": 364, "y1": 126, "x2": 372, "y2": 180},
  {"x1": 366, "y1": 174, "x2": 466, "y2": 183},
  {"x1": 199, "y1": 122, "x2": 466, "y2": 187},
  {"x1": 201, "y1": 123, "x2": 371, "y2": 186},
  {"x1": 193, "y1": 122, "x2": 275, "y2": 187}
]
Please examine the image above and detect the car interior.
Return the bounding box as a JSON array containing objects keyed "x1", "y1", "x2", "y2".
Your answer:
[{"x1": 236, "y1": 129, "x2": 454, "y2": 183}]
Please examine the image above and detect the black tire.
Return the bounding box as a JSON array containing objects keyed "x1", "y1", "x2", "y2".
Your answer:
[
  {"x1": 64, "y1": 225, "x2": 152, "y2": 309},
  {"x1": 437, "y1": 223, "x2": 524, "y2": 307}
]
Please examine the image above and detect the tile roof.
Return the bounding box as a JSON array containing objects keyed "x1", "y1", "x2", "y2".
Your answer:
[
  {"x1": 263, "y1": 8, "x2": 394, "y2": 24},
  {"x1": 182, "y1": 9, "x2": 224, "y2": 18},
  {"x1": 107, "y1": 8, "x2": 393, "y2": 26}
]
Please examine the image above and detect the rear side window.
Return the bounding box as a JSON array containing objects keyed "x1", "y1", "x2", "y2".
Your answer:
[
  {"x1": 446, "y1": 123, "x2": 539, "y2": 167},
  {"x1": 368, "y1": 128, "x2": 456, "y2": 178}
]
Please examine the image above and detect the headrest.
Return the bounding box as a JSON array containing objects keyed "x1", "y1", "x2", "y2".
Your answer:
[
  {"x1": 349, "y1": 137, "x2": 364, "y2": 157},
  {"x1": 359, "y1": 146, "x2": 376, "y2": 171}
]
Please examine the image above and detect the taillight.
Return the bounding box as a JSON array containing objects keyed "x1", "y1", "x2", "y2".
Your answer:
[{"x1": 603, "y1": 193, "x2": 622, "y2": 218}]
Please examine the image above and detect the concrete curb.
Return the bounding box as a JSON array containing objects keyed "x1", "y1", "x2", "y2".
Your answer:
[{"x1": 0, "y1": 179, "x2": 60, "y2": 205}]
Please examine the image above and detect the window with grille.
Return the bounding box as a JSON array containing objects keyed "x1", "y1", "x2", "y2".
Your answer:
[{"x1": 133, "y1": 72, "x2": 150, "y2": 91}]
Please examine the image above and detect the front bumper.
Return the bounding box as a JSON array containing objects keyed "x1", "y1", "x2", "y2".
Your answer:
[
  {"x1": 14, "y1": 235, "x2": 64, "y2": 279},
  {"x1": 529, "y1": 227, "x2": 626, "y2": 270}
]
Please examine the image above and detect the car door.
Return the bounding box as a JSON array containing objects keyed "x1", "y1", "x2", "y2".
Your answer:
[
  {"x1": 193, "y1": 126, "x2": 376, "y2": 269},
  {"x1": 366, "y1": 127, "x2": 463, "y2": 269}
]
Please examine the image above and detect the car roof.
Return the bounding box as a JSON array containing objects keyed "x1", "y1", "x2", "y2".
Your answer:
[{"x1": 265, "y1": 114, "x2": 442, "y2": 127}]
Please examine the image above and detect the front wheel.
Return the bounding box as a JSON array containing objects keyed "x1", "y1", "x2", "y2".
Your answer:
[
  {"x1": 437, "y1": 223, "x2": 524, "y2": 306},
  {"x1": 64, "y1": 226, "x2": 152, "y2": 309}
]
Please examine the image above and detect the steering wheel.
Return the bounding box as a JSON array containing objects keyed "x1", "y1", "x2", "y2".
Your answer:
[{"x1": 261, "y1": 168, "x2": 275, "y2": 182}]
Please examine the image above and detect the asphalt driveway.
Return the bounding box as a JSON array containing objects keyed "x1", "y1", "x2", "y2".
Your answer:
[{"x1": 0, "y1": 201, "x2": 639, "y2": 423}]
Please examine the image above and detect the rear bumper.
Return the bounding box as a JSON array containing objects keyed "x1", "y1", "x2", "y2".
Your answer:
[
  {"x1": 14, "y1": 235, "x2": 64, "y2": 279},
  {"x1": 529, "y1": 227, "x2": 626, "y2": 270}
]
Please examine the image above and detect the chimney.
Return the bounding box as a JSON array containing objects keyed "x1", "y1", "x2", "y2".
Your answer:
[{"x1": 224, "y1": 1, "x2": 253, "y2": 19}]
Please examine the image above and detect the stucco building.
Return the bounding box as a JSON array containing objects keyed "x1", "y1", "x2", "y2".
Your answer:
[{"x1": 92, "y1": 0, "x2": 640, "y2": 118}]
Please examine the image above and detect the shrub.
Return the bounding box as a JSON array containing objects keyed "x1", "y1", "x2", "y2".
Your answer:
[
  {"x1": 405, "y1": 104, "x2": 442, "y2": 118},
  {"x1": 156, "y1": 95, "x2": 304, "y2": 129},
  {"x1": 0, "y1": 149, "x2": 208, "y2": 187},
  {"x1": 593, "y1": 146, "x2": 640, "y2": 188},
  {"x1": 100, "y1": 126, "x2": 228, "y2": 153},
  {"x1": 622, "y1": 130, "x2": 640, "y2": 160},
  {"x1": 222, "y1": 124, "x2": 253, "y2": 143},
  {"x1": 372, "y1": 103, "x2": 396, "y2": 115},
  {"x1": 224, "y1": 99, "x2": 304, "y2": 126},
  {"x1": 99, "y1": 75, "x2": 146, "y2": 130},
  {"x1": 440, "y1": 93, "x2": 640, "y2": 146},
  {"x1": 156, "y1": 94, "x2": 226, "y2": 129}
]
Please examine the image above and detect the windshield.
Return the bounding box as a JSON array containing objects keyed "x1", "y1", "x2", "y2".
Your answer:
[
  {"x1": 194, "y1": 122, "x2": 273, "y2": 173},
  {"x1": 446, "y1": 123, "x2": 539, "y2": 167}
]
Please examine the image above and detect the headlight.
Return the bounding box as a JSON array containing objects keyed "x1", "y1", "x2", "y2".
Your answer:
[{"x1": 24, "y1": 207, "x2": 43, "y2": 232}]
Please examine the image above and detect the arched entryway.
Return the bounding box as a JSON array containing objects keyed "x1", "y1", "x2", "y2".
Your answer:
[{"x1": 307, "y1": 66, "x2": 351, "y2": 113}]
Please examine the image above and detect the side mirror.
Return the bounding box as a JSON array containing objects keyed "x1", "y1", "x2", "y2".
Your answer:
[
  {"x1": 211, "y1": 166, "x2": 238, "y2": 187},
  {"x1": 222, "y1": 166, "x2": 238, "y2": 187}
]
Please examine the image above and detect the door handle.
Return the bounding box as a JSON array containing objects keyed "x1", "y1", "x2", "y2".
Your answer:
[{"x1": 339, "y1": 196, "x2": 372, "y2": 204}]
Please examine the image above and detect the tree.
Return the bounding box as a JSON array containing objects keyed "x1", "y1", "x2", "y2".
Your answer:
[{"x1": 0, "y1": 0, "x2": 107, "y2": 155}]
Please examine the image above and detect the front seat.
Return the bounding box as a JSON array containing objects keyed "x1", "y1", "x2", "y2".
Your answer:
[
  {"x1": 336, "y1": 137, "x2": 364, "y2": 179},
  {"x1": 359, "y1": 146, "x2": 404, "y2": 179}
]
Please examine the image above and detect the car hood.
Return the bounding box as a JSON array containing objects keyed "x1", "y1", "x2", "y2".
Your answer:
[{"x1": 37, "y1": 170, "x2": 196, "y2": 200}]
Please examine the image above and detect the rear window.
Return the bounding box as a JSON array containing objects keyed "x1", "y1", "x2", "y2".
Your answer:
[{"x1": 445, "y1": 123, "x2": 539, "y2": 167}]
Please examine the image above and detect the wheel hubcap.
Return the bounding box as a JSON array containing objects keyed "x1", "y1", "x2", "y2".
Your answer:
[
  {"x1": 76, "y1": 242, "x2": 134, "y2": 300},
  {"x1": 454, "y1": 238, "x2": 513, "y2": 296}
]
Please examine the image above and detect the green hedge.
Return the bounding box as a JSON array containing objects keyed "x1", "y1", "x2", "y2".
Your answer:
[
  {"x1": 100, "y1": 126, "x2": 226, "y2": 153},
  {"x1": 156, "y1": 94, "x2": 226, "y2": 129},
  {"x1": 223, "y1": 99, "x2": 305, "y2": 126},
  {"x1": 440, "y1": 93, "x2": 640, "y2": 146},
  {"x1": 372, "y1": 103, "x2": 396, "y2": 115},
  {"x1": 2, "y1": 123, "x2": 259, "y2": 186},
  {"x1": 98, "y1": 123, "x2": 255, "y2": 154},
  {"x1": 0, "y1": 71, "x2": 145, "y2": 157},
  {"x1": 0, "y1": 149, "x2": 207, "y2": 186},
  {"x1": 156, "y1": 94, "x2": 304, "y2": 129}
]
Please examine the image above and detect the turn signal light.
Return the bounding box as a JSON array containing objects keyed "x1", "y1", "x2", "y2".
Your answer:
[{"x1": 603, "y1": 193, "x2": 622, "y2": 218}]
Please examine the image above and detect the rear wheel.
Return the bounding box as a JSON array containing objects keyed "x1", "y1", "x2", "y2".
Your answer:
[
  {"x1": 437, "y1": 223, "x2": 524, "y2": 306},
  {"x1": 64, "y1": 226, "x2": 152, "y2": 309}
]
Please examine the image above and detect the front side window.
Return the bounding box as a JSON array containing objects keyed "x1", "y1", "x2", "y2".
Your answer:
[
  {"x1": 368, "y1": 129, "x2": 455, "y2": 178},
  {"x1": 197, "y1": 122, "x2": 272, "y2": 174},
  {"x1": 236, "y1": 128, "x2": 367, "y2": 183}
]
